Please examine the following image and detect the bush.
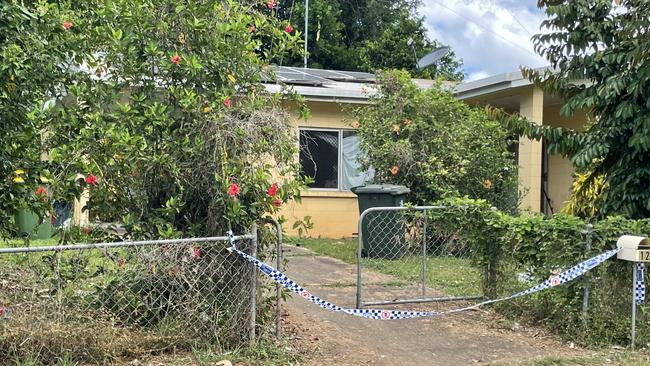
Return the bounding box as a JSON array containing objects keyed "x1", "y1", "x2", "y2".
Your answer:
[
  {"x1": 352, "y1": 70, "x2": 518, "y2": 212},
  {"x1": 431, "y1": 197, "x2": 650, "y2": 346}
]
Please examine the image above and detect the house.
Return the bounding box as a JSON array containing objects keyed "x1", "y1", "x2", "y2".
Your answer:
[{"x1": 268, "y1": 67, "x2": 589, "y2": 238}]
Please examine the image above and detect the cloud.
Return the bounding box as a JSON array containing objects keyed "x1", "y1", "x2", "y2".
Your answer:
[{"x1": 420, "y1": 0, "x2": 548, "y2": 80}]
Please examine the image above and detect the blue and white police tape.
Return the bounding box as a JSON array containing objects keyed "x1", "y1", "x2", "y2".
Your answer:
[
  {"x1": 635, "y1": 263, "x2": 645, "y2": 305},
  {"x1": 226, "y1": 231, "x2": 623, "y2": 320}
]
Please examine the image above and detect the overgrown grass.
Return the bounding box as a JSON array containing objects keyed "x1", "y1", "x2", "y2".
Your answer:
[{"x1": 287, "y1": 237, "x2": 481, "y2": 296}]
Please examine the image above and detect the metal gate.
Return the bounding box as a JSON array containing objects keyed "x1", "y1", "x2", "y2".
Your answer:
[{"x1": 356, "y1": 206, "x2": 483, "y2": 307}]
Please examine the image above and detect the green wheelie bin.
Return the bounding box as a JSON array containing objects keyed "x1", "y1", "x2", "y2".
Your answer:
[{"x1": 351, "y1": 184, "x2": 410, "y2": 259}]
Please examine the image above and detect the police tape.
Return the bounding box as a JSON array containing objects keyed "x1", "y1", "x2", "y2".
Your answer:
[
  {"x1": 226, "y1": 232, "x2": 637, "y2": 320},
  {"x1": 635, "y1": 263, "x2": 645, "y2": 305}
]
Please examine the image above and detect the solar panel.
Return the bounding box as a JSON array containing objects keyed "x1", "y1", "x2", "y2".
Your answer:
[{"x1": 265, "y1": 66, "x2": 376, "y2": 85}]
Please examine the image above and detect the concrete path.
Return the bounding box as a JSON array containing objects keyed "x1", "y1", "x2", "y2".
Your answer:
[{"x1": 281, "y1": 245, "x2": 582, "y2": 366}]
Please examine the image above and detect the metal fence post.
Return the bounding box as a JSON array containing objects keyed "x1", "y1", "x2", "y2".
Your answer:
[
  {"x1": 582, "y1": 223, "x2": 593, "y2": 316},
  {"x1": 249, "y1": 223, "x2": 258, "y2": 346},
  {"x1": 356, "y1": 210, "x2": 367, "y2": 308},
  {"x1": 421, "y1": 214, "x2": 427, "y2": 297}
]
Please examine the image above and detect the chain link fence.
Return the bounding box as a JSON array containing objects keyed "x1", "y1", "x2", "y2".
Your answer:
[
  {"x1": 356, "y1": 206, "x2": 483, "y2": 307},
  {"x1": 0, "y1": 231, "x2": 269, "y2": 363}
]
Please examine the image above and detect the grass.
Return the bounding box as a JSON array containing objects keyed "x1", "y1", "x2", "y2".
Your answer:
[
  {"x1": 0, "y1": 237, "x2": 59, "y2": 248},
  {"x1": 489, "y1": 350, "x2": 650, "y2": 366},
  {"x1": 287, "y1": 237, "x2": 481, "y2": 296}
]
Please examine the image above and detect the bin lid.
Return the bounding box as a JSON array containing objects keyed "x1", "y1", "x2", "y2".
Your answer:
[{"x1": 350, "y1": 184, "x2": 411, "y2": 195}]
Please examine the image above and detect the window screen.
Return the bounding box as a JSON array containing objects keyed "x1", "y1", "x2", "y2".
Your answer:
[{"x1": 299, "y1": 130, "x2": 339, "y2": 189}]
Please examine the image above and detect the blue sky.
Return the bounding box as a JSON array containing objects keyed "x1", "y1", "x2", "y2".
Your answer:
[{"x1": 420, "y1": 0, "x2": 548, "y2": 81}]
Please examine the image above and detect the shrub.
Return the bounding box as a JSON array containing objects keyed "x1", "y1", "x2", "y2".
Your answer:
[
  {"x1": 352, "y1": 70, "x2": 518, "y2": 212},
  {"x1": 431, "y1": 197, "x2": 650, "y2": 346}
]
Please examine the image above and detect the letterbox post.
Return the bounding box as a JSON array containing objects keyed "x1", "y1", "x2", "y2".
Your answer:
[{"x1": 616, "y1": 235, "x2": 650, "y2": 349}]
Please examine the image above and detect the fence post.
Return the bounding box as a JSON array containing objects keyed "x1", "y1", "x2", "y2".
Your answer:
[
  {"x1": 272, "y1": 219, "x2": 283, "y2": 340},
  {"x1": 249, "y1": 223, "x2": 258, "y2": 346},
  {"x1": 421, "y1": 213, "x2": 427, "y2": 297},
  {"x1": 582, "y1": 223, "x2": 593, "y2": 316}
]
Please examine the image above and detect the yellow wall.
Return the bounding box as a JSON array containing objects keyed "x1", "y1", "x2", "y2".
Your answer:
[
  {"x1": 518, "y1": 87, "x2": 544, "y2": 213},
  {"x1": 279, "y1": 101, "x2": 361, "y2": 238},
  {"x1": 543, "y1": 105, "x2": 589, "y2": 214}
]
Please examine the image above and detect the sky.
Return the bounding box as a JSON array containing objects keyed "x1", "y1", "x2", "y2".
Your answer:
[{"x1": 420, "y1": 0, "x2": 549, "y2": 81}]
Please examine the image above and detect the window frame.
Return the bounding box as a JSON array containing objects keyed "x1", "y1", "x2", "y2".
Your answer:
[{"x1": 299, "y1": 127, "x2": 360, "y2": 192}]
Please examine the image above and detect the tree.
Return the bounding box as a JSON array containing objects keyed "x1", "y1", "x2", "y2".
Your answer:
[
  {"x1": 493, "y1": 0, "x2": 650, "y2": 218},
  {"x1": 353, "y1": 70, "x2": 518, "y2": 211},
  {"x1": 2, "y1": 0, "x2": 306, "y2": 239},
  {"x1": 275, "y1": 0, "x2": 463, "y2": 79},
  {"x1": 360, "y1": 8, "x2": 463, "y2": 80},
  {"x1": 0, "y1": 2, "x2": 72, "y2": 236}
]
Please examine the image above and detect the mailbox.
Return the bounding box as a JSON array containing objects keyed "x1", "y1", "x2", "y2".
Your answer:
[{"x1": 617, "y1": 235, "x2": 650, "y2": 262}]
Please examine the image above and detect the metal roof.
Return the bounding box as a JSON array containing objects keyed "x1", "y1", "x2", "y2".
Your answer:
[
  {"x1": 263, "y1": 66, "x2": 453, "y2": 104},
  {"x1": 454, "y1": 67, "x2": 552, "y2": 100}
]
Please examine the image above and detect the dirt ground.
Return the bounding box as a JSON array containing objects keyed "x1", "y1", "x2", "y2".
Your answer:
[{"x1": 281, "y1": 245, "x2": 584, "y2": 366}]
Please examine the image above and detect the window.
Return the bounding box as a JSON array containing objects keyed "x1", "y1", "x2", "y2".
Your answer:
[{"x1": 299, "y1": 129, "x2": 374, "y2": 190}]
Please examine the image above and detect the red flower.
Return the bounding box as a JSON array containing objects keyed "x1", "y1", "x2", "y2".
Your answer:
[
  {"x1": 35, "y1": 186, "x2": 49, "y2": 198},
  {"x1": 223, "y1": 98, "x2": 232, "y2": 108},
  {"x1": 62, "y1": 21, "x2": 73, "y2": 30},
  {"x1": 248, "y1": 25, "x2": 256, "y2": 33},
  {"x1": 267, "y1": 183, "x2": 279, "y2": 197},
  {"x1": 0, "y1": 307, "x2": 4, "y2": 317},
  {"x1": 192, "y1": 246, "x2": 201, "y2": 259},
  {"x1": 266, "y1": 0, "x2": 276, "y2": 9},
  {"x1": 85, "y1": 174, "x2": 98, "y2": 186},
  {"x1": 272, "y1": 198, "x2": 282, "y2": 207},
  {"x1": 170, "y1": 54, "x2": 181, "y2": 65},
  {"x1": 227, "y1": 183, "x2": 240, "y2": 197},
  {"x1": 284, "y1": 24, "x2": 293, "y2": 33}
]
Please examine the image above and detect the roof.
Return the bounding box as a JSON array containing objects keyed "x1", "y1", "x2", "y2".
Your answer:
[
  {"x1": 265, "y1": 66, "x2": 554, "y2": 104},
  {"x1": 263, "y1": 66, "x2": 375, "y2": 103},
  {"x1": 263, "y1": 66, "x2": 450, "y2": 104},
  {"x1": 454, "y1": 67, "x2": 551, "y2": 100}
]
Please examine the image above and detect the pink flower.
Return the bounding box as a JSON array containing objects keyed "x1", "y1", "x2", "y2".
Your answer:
[
  {"x1": 62, "y1": 21, "x2": 73, "y2": 30},
  {"x1": 223, "y1": 98, "x2": 231, "y2": 108},
  {"x1": 0, "y1": 307, "x2": 5, "y2": 317},
  {"x1": 390, "y1": 166, "x2": 399, "y2": 176},
  {"x1": 227, "y1": 183, "x2": 240, "y2": 197},
  {"x1": 284, "y1": 24, "x2": 293, "y2": 33},
  {"x1": 192, "y1": 246, "x2": 201, "y2": 259},
  {"x1": 170, "y1": 54, "x2": 181, "y2": 65},
  {"x1": 266, "y1": 0, "x2": 276, "y2": 9},
  {"x1": 267, "y1": 183, "x2": 279, "y2": 197},
  {"x1": 272, "y1": 198, "x2": 282, "y2": 207},
  {"x1": 85, "y1": 174, "x2": 98, "y2": 186}
]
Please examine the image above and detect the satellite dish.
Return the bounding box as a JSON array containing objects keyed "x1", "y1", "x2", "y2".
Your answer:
[{"x1": 416, "y1": 47, "x2": 451, "y2": 69}]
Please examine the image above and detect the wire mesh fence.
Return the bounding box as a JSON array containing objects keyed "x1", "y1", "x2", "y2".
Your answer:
[
  {"x1": 0, "y1": 233, "x2": 262, "y2": 363},
  {"x1": 356, "y1": 206, "x2": 483, "y2": 307}
]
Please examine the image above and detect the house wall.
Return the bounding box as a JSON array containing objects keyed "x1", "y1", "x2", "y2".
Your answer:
[
  {"x1": 543, "y1": 105, "x2": 589, "y2": 214},
  {"x1": 279, "y1": 101, "x2": 360, "y2": 238},
  {"x1": 518, "y1": 87, "x2": 544, "y2": 213}
]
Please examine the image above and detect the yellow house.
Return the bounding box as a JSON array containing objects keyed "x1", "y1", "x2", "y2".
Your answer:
[
  {"x1": 455, "y1": 70, "x2": 589, "y2": 216},
  {"x1": 269, "y1": 67, "x2": 589, "y2": 238}
]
